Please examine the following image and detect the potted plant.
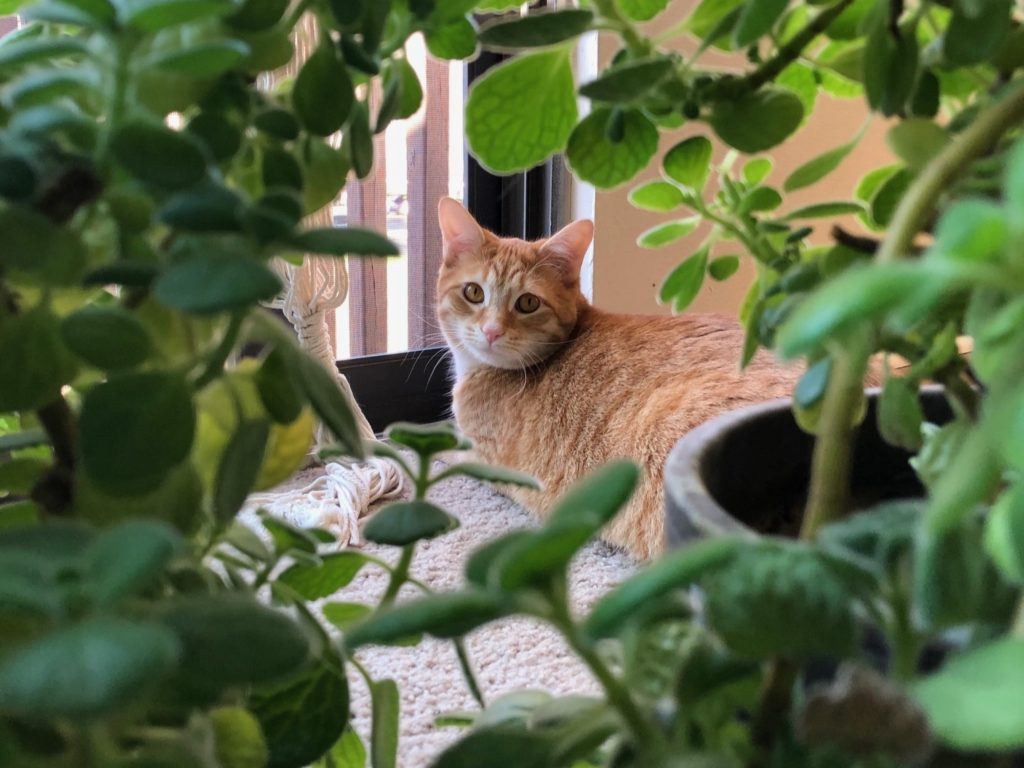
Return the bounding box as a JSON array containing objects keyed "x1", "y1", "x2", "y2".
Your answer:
[{"x1": 342, "y1": 1, "x2": 1024, "y2": 766}]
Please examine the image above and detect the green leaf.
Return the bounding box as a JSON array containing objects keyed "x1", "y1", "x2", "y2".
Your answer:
[
  {"x1": 252, "y1": 657, "x2": 350, "y2": 768},
  {"x1": 466, "y1": 48, "x2": 578, "y2": 174},
  {"x1": 794, "y1": 357, "x2": 831, "y2": 408},
  {"x1": 112, "y1": 120, "x2": 208, "y2": 189},
  {"x1": 663, "y1": 135, "x2": 713, "y2": 189},
  {"x1": 738, "y1": 186, "x2": 782, "y2": 215},
  {"x1": 83, "y1": 520, "x2": 181, "y2": 607},
  {"x1": 301, "y1": 138, "x2": 351, "y2": 214},
  {"x1": 79, "y1": 372, "x2": 195, "y2": 496},
  {"x1": 345, "y1": 592, "x2": 510, "y2": 648},
  {"x1": 784, "y1": 201, "x2": 865, "y2": 219},
  {"x1": 345, "y1": 99, "x2": 374, "y2": 179},
  {"x1": 628, "y1": 180, "x2": 686, "y2": 212},
  {"x1": 886, "y1": 118, "x2": 949, "y2": 171},
  {"x1": 253, "y1": 107, "x2": 301, "y2": 140},
  {"x1": 710, "y1": 87, "x2": 803, "y2": 152},
  {"x1": 262, "y1": 146, "x2": 303, "y2": 190},
  {"x1": 0, "y1": 618, "x2": 179, "y2": 718},
  {"x1": 584, "y1": 537, "x2": 739, "y2": 640},
  {"x1": 478, "y1": 8, "x2": 592, "y2": 49},
  {"x1": 943, "y1": 0, "x2": 1011, "y2": 66},
  {"x1": 566, "y1": 107, "x2": 658, "y2": 189},
  {"x1": 293, "y1": 39, "x2": 353, "y2": 136},
  {"x1": 257, "y1": 347, "x2": 304, "y2": 424},
  {"x1": 425, "y1": 17, "x2": 478, "y2": 60},
  {"x1": 222, "y1": 520, "x2": 274, "y2": 563},
  {"x1": 59, "y1": 305, "x2": 152, "y2": 371},
  {"x1": 277, "y1": 551, "x2": 370, "y2": 599},
  {"x1": 120, "y1": 0, "x2": 239, "y2": 31},
  {"x1": 544, "y1": 460, "x2": 638, "y2": 534},
  {"x1": 708, "y1": 255, "x2": 740, "y2": 281},
  {"x1": 784, "y1": 129, "x2": 862, "y2": 191},
  {"x1": 0, "y1": 205, "x2": 87, "y2": 285},
  {"x1": 659, "y1": 248, "x2": 708, "y2": 312},
  {"x1": 432, "y1": 726, "x2": 554, "y2": 768},
  {"x1": 1003, "y1": 139, "x2": 1024, "y2": 234},
  {"x1": 577, "y1": 57, "x2": 672, "y2": 103},
  {"x1": 775, "y1": 263, "x2": 924, "y2": 358},
  {"x1": 985, "y1": 485, "x2": 1024, "y2": 584},
  {"x1": 321, "y1": 601, "x2": 372, "y2": 631},
  {"x1": 617, "y1": 0, "x2": 669, "y2": 20},
  {"x1": 864, "y1": 20, "x2": 919, "y2": 116},
  {"x1": 144, "y1": 39, "x2": 249, "y2": 75},
  {"x1": 385, "y1": 421, "x2": 465, "y2": 457},
  {"x1": 733, "y1": 0, "x2": 788, "y2": 48},
  {"x1": 154, "y1": 253, "x2": 282, "y2": 314},
  {"x1": 0, "y1": 429, "x2": 48, "y2": 453},
  {"x1": 0, "y1": 36, "x2": 90, "y2": 69},
  {"x1": 0, "y1": 458, "x2": 47, "y2": 496},
  {"x1": 371, "y1": 679, "x2": 399, "y2": 768},
  {"x1": 227, "y1": 0, "x2": 287, "y2": 30},
  {"x1": 705, "y1": 542, "x2": 856, "y2": 658},
  {"x1": 433, "y1": 462, "x2": 540, "y2": 489},
  {"x1": 215, "y1": 420, "x2": 270, "y2": 522},
  {"x1": 686, "y1": 0, "x2": 746, "y2": 41},
  {"x1": 158, "y1": 182, "x2": 243, "y2": 232},
  {"x1": 912, "y1": 638, "x2": 1024, "y2": 750},
  {"x1": 187, "y1": 111, "x2": 242, "y2": 162},
  {"x1": 0, "y1": 306, "x2": 78, "y2": 411},
  {"x1": 877, "y1": 377, "x2": 923, "y2": 451},
  {"x1": 742, "y1": 157, "x2": 773, "y2": 184},
  {"x1": 931, "y1": 198, "x2": 1007, "y2": 263},
  {"x1": 260, "y1": 514, "x2": 319, "y2": 554},
  {"x1": 288, "y1": 350, "x2": 363, "y2": 456},
  {"x1": 869, "y1": 167, "x2": 912, "y2": 228},
  {"x1": 319, "y1": 728, "x2": 366, "y2": 768},
  {"x1": 161, "y1": 594, "x2": 310, "y2": 688},
  {"x1": 637, "y1": 217, "x2": 700, "y2": 248},
  {"x1": 363, "y1": 500, "x2": 458, "y2": 546},
  {"x1": 464, "y1": 530, "x2": 534, "y2": 588},
  {"x1": 290, "y1": 227, "x2": 399, "y2": 257}
]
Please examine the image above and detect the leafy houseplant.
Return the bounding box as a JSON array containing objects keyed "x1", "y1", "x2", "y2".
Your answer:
[{"x1": 5, "y1": 0, "x2": 1024, "y2": 768}]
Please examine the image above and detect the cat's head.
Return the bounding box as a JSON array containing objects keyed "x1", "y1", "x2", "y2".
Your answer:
[{"x1": 436, "y1": 197, "x2": 593, "y2": 374}]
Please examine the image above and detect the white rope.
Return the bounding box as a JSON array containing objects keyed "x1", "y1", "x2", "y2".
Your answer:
[{"x1": 247, "y1": 459, "x2": 407, "y2": 547}]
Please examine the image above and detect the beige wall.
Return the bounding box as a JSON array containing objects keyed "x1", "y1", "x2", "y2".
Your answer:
[{"x1": 590, "y1": 6, "x2": 896, "y2": 316}]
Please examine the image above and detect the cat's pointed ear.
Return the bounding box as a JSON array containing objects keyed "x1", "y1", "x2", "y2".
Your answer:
[
  {"x1": 438, "y1": 197, "x2": 483, "y2": 265},
  {"x1": 541, "y1": 219, "x2": 593, "y2": 281}
]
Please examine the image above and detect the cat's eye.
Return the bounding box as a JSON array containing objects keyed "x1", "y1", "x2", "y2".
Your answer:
[
  {"x1": 462, "y1": 283, "x2": 484, "y2": 303},
  {"x1": 515, "y1": 293, "x2": 541, "y2": 313}
]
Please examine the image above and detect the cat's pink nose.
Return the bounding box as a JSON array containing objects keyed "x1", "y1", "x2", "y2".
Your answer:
[{"x1": 482, "y1": 325, "x2": 504, "y2": 345}]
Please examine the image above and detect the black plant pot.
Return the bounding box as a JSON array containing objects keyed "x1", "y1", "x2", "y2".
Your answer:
[{"x1": 664, "y1": 387, "x2": 954, "y2": 547}]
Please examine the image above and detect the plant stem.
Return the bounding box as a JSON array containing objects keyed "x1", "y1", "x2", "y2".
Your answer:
[
  {"x1": 453, "y1": 638, "x2": 486, "y2": 708},
  {"x1": 746, "y1": 658, "x2": 798, "y2": 768},
  {"x1": 381, "y1": 544, "x2": 414, "y2": 607},
  {"x1": 192, "y1": 310, "x2": 246, "y2": 390},
  {"x1": 97, "y1": 37, "x2": 132, "y2": 174},
  {"x1": 31, "y1": 395, "x2": 77, "y2": 517},
  {"x1": 877, "y1": 81, "x2": 1024, "y2": 265},
  {"x1": 800, "y1": 346, "x2": 869, "y2": 539},
  {"x1": 591, "y1": 0, "x2": 651, "y2": 57}
]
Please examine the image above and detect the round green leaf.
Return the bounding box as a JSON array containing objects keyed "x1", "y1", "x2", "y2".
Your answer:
[
  {"x1": 733, "y1": 0, "x2": 788, "y2": 48},
  {"x1": 663, "y1": 135, "x2": 713, "y2": 190},
  {"x1": 478, "y1": 8, "x2": 593, "y2": 50},
  {"x1": 738, "y1": 186, "x2": 782, "y2": 214},
  {"x1": 158, "y1": 182, "x2": 243, "y2": 232},
  {"x1": 886, "y1": 118, "x2": 949, "y2": 171},
  {"x1": 931, "y1": 198, "x2": 1007, "y2": 263},
  {"x1": 943, "y1": 0, "x2": 1011, "y2": 66},
  {"x1": 83, "y1": 520, "x2": 181, "y2": 606},
  {"x1": 0, "y1": 305, "x2": 78, "y2": 411},
  {"x1": 985, "y1": 486, "x2": 1024, "y2": 584},
  {"x1": 710, "y1": 87, "x2": 804, "y2": 152},
  {"x1": 144, "y1": 40, "x2": 250, "y2": 75},
  {"x1": 0, "y1": 618, "x2": 179, "y2": 718},
  {"x1": 617, "y1": 0, "x2": 670, "y2": 20},
  {"x1": 912, "y1": 638, "x2": 1024, "y2": 750},
  {"x1": 385, "y1": 421, "x2": 466, "y2": 457},
  {"x1": 226, "y1": 0, "x2": 287, "y2": 30},
  {"x1": 345, "y1": 99, "x2": 373, "y2": 178},
  {"x1": 637, "y1": 216, "x2": 700, "y2": 248},
  {"x1": 345, "y1": 592, "x2": 510, "y2": 648},
  {"x1": 251, "y1": 659, "x2": 350, "y2": 768},
  {"x1": 566, "y1": 108, "x2": 658, "y2": 189},
  {"x1": 628, "y1": 180, "x2": 687, "y2": 212},
  {"x1": 577, "y1": 57, "x2": 673, "y2": 103},
  {"x1": 708, "y1": 254, "x2": 740, "y2": 281},
  {"x1": 877, "y1": 377, "x2": 923, "y2": 451},
  {"x1": 433, "y1": 726, "x2": 554, "y2": 768},
  {"x1": 120, "y1": 0, "x2": 239, "y2": 32},
  {"x1": 79, "y1": 372, "x2": 195, "y2": 495},
  {"x1": 60, "y1": 305, "x2": 152, "y2": 371},
  {"x1": 292, "y1": 39, "x2": 353, "y2": 136},
  {"x1": 290, "y1": 227, "x2": 399, "y2": 257},
  {"x1": 466, "y1": 48, "x2": 578, "y2": 174},
  {"x1": 864, "y1": 19, "x2": 919, "y2": 116},
  {"x1": 214, "y1": 419, "x2": 270, "y2": 522},
  {"x1": 154, "y1": 253, "x2": 282, "y2": 314},
  {"x1": 187, "y1": 111, "x2": 242, "y2": 162},
  {"x1": 0, "y1": 205, "x2": 87, "y2": 285},
  {"x1": 320, "y1": 601, "x2": 371, "y2": 631},
  {"x1": 300, "y1": 138, "x2": 351, "y2": 214},
  {"x1": 363, "y1": 500, "x2": 458, "y2": 546},
  {"x1": 276, "y1": 551, "x2": 370, "y2": 599},
  {"x1": 742, "y1": 157, "x2": 773, "y2": 184},
  {"x1": 161, "y1": 594, "x2": 310, "y2": 688},
  {"x1": 112, "y1": 120, "x2": 208, "y2": 189},
  {"x1": 256, "y1": 347, "x2": 303, "y2": 424},
  {"x1": 425, "y1": 17, "x2": 478, "y2": 60}
]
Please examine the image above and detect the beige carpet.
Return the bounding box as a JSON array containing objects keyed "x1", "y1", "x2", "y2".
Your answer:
[{"x1": 245, "y1": 459, "x2": 638, "y2": 766}]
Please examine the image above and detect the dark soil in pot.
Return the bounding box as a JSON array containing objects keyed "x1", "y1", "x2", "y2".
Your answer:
[{"x1": 664, "y1": 387, "x2": 953, "y2": 547}]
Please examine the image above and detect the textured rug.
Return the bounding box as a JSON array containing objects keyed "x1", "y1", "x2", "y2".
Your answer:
[{"x1": 242, "y1": 458, "x2": 638, "y2": 766}]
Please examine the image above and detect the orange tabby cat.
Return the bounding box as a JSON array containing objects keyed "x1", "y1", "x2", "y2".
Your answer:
[{"x1": 436, "y1": 197, "x2": 801, "y2": 560}]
